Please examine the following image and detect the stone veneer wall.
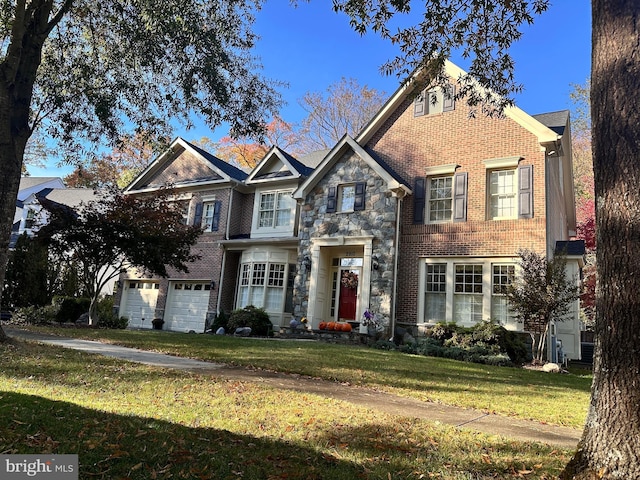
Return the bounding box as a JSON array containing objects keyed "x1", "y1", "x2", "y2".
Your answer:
[{"x1": 294, "y1": 150, "x2": 400, "y2": 329}]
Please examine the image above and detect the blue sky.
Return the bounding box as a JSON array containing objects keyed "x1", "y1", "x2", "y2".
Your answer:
[{"x1": 31, "y1": 1, "x2": 591, "y2": 177}]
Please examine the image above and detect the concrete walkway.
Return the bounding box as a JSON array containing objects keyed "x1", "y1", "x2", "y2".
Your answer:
[{"x1": 4, "y1": 327, "x2": 582, "y2": 449}]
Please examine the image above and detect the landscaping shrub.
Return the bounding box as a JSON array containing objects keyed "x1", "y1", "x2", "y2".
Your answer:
[
  {"x1": 374, "y1": 321, "x2": 532, "y2": 368},
  {"x1": 227, "y1": 306, "x2": 273, "y2": 336},
  {"x1": 97, "y1": 296, "x2": 128, "y2": 329},
  {"x1": 55, "y1": 297, "x2": 91, "y2": 323},
  {"x1": 502, "y1": 330, "x2": 533, "y2": 365},
  {"x1": 12, "y1": 305, "x2": 58, "y2": 325},
  {"x1": 211, "y1": 310, "x2": 229, "y2": 333},
  {"x1": 425, "y1": 322, "x2": 457, "y2": 342}
]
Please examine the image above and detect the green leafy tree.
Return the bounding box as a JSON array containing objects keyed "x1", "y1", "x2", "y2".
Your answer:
[
  {"x1": 335, "y1": 1, "x2": 639, "y2": 476},
  {"x1": 3, "y1": 234, "x2": 51, "y2": 308},
  {"x1": 506, "y1": 250, "x2": 579, "y2": 364},
  {"x1": 0, "y1": 1, "x2": 281, "y2": 341},
  {"x1": 36, "y1": 187, "x2": 202, "y2": 326}
]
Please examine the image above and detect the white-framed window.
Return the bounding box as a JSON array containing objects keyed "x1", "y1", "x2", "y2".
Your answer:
[
  {"x1": 453, "y1": 264, "x2": 484, "y2": 326},
  {"x1": 24, "y1": 208, "x2": 38, "y2": 229},
  {"x1": 327, "y1": 182, "x2": 366, "y2": 213},
  {"x1": 175, "y1": 200, "x2": 190, "y2": 225},
  {"x1": 237, "y1": 262, "x2": 290, "y2": 311},
  {"x1": 420, "y1": 258, "x2": 520, "y2": 330},
  {"x1": 428, "y1": 176, "x2": 453, "y2": 223},
  {"x1": 414, "y1": 170, "x2": 467, "y2": 224},
  {"x1": 483, "y1": 158, "x2": 533, "y2": 220},
  {"x1": 488, "y1": 169, "x2": 517, "y2": 219},
  {"x1": 257, "y1": 190, "x2": 293, "y2": 229},
  {"x1": 201, "y1": 201, "x2": 220, "y2": 232},
  {"x1": 424, "y1": 263, "x2": 447, "y2": 322},
  {"x1": 338, "y1": 185, "x2": 356, "y2": 212},
  {"x1": 491, "y1": 264, "x2": 520, "y2": 328}
]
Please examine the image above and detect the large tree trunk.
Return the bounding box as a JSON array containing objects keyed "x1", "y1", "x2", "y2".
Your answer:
[
  {"x1": 0, "y1": 124, "x2": 24, "y2": 342},
  {"x1": 0, "y1": 2, "x2": 55, "y2": 342},
  {"x1": 562, "y1": 1, "x2": 640, "y2": 478}
]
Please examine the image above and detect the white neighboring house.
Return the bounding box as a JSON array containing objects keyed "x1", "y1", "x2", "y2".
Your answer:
[
  {"x1": 12, "y1": 177, "x2": 65, "y2": 248},
  {"x1": 13, "y1": 184, "x2": 117, "y2": 297}
]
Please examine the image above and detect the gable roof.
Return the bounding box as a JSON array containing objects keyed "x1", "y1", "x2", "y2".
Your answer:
[
  {"x1": 34, "y1": 188, "x2": 99, "y2": 208},
  {"x1": 356, "y1": 60, "x2": 562, "y2": 147},
  {"x1": 124, "y1": 137, "x2": 247, "y2": 193},
  {"x1": 18, "y1": 177, "x2": 65, "y2": 201},
  {"x1": 532, "y1": 110, "x2": 570, "y2": 136},
  {"x1": 293, "y1": 135, "x2": 411, "y2": 201},
  {"x1": 246, "y1": 146, "x2": 314, "y2": 184}
]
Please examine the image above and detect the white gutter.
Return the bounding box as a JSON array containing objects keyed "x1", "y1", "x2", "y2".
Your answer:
[
  {"x1": 216, "y1": 185, "x2": 235, "y2": 316},
  {"x1": 390, "y1": 192, "x2": 405, "y2": 341}
]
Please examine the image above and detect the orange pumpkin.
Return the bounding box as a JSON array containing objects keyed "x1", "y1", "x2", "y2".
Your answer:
[
  {"x1": 318, "y1": 322, "x2": 327, "y2": 330},
  {"x1": 342, "y1": 323, "x2": 352, "y2": 332},
  {"x1": 327, "y1": 322, "x2": 336, "y2": 331}
]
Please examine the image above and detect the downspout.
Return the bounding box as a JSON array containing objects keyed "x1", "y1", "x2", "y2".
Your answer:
[
  {"x1": 216, "y1": 184, "x2": 236, "y2": 315},
  {"x1": 390, "y1": 191, "x2": 405, "y2": 342}
]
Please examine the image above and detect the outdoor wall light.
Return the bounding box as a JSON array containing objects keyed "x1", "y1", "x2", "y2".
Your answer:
[
  {"x1": 372, "y1": 254, "x2": 380, "y2": 270},
  {"x1": 210, "y1": 280, "x2": 216, "y2": 290},
  {"x1": 303, "y1": 255, "x2": 312, "y2": 270}
]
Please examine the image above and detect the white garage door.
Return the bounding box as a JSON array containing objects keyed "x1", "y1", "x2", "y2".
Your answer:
[
  {"x1": 120, "y1": 280, "x2": 160, "y2": 329},
  {"x1": 164, "y1": 281, "x2": 212, "y2": 332}
]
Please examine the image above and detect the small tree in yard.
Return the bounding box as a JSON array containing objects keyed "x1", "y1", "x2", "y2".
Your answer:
[
  {"x1": 37, "y1": 188, "x2": 201, "y2": 326},
  {"x1": 506, "y1": 249, "x2": 580, "y2": 364}
]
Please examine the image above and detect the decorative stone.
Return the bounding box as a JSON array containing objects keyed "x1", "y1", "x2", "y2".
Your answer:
[{"x1": 542, "y1": 363, "x2": 561, "y2": 373}]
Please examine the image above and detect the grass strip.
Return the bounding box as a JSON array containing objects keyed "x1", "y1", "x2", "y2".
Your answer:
[{"x1": 1, "y1": 340, "x2": 572, "y2": 479}]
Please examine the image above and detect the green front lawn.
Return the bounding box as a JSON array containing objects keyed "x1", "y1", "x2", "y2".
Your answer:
[
  {"x1": 16, "y1": 326, "x2": 591, "y2": 428},
  {"x1": 1, "y1": 338, "x2": 577, "y2": 479}
]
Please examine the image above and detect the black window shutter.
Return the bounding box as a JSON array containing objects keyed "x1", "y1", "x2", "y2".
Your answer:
[
  {"x1": 193, "y1": 202, "x2": 204, "y2": 227},
  {"x1": 326, "y1": 186, "x2": 337, "y2": 213},
  {"x1": 212, "y1": 200, "x2": 222, "y2": 231},
  {"x1": 443, "y1": 84, "x2": 456, "y2": 112},
  {"x1": 414, "y1": 90, "x2": 426, "y2": 117},
  {"x1": 413, "y1": 177, "x2": 426, "y2": 224},
  {"x1": 518, "y1": 165, "x2": 533, "y2": 218},
  {"x1": 453, "y1": 172, "x2": 468, "y2": 222},
  {"x1": 354, "y1": 182, "x2": 366, "y2": 211}
]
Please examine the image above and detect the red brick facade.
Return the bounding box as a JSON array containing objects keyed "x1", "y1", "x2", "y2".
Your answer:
[{"x1": 362, "y1": 84, "x2": 557, "y2": 325}]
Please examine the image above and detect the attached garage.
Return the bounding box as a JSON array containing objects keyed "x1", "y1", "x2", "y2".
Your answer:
[
  {"x1": 164, "y1": 281, "x2": 212, "y2": 332},
  {"x1": 119, "y1": 280, "x2": 160, "y2": 329}
]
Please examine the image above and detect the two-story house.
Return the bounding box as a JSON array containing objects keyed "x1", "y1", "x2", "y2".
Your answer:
[
  {"x1": 292, "y1": 61, "x2": 583, "y2": 360},
  {"x1": 117, "y1": 60, "x2": 582, "y2": 360},
  {"x1": 117, "y1": 138, "x2": 321, "y2": 332}
]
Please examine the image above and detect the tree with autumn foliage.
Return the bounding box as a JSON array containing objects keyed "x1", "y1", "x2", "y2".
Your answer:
[
  {"x1": 570, "y1": 80, "x2": 596, "y2": 328},
  {"x1": 36, "y1": 188, "x2": 201, "y2": 326},
  {"x1": 506, "y1": 250, "x2": 580, "y2": 364},
  {"x1": 64, "y1": 132, "x2": 170, "y2": 188},
  {"x1": 208, "y1": 116, "x2": 303, "y2": 170},
  {"x1": 208, "y1": 78, "x2": 388, "y2": 169},
  {"x1": 334, "y1": 0, "x2": 639, "y2": 476}
]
